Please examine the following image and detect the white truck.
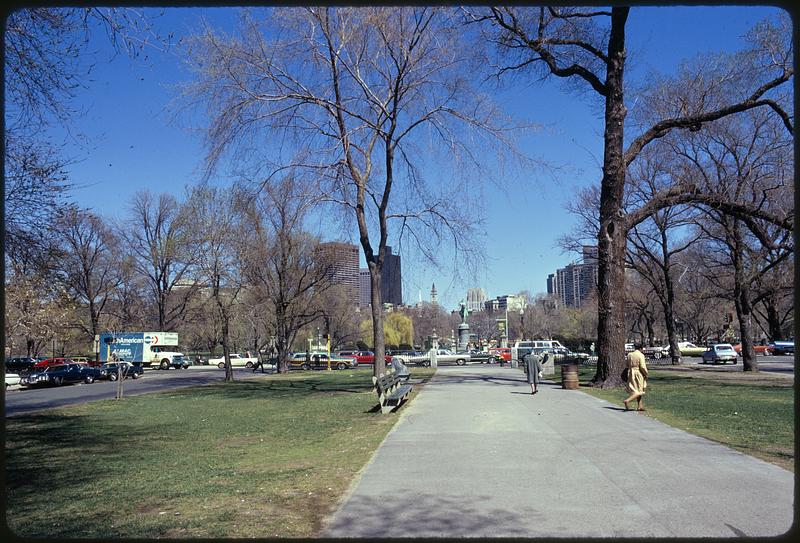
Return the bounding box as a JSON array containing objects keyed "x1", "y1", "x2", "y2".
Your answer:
[{"x1": 99, "y1": 332, "x2": 188, "y2": 370}]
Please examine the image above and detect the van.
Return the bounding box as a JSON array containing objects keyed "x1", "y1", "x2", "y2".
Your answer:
[{"x1": 512, "y1": 340, "x2": 565, "y2": 362}]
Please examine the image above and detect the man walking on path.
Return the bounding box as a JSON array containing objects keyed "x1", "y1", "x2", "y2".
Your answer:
[{"x1": 323, "y1": 364, "x2": 793, "y2": 538}]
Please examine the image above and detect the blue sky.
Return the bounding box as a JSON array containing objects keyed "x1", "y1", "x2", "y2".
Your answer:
[{"x1": 39, "y1": 5, "x2": 786, "y2": 311}]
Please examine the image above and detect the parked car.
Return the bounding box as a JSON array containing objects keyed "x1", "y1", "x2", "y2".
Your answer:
[
  {"x1": 5, "y1": 357, "x2": 40, "y2": 373},
  {"x1": 209, "y1": 353, "x2": 260, "y2": 368},
  {"x1": 68, "y1": 355, "x2": 99, "y2": 366},
  {"x1": 768, "y1": 341, "x2": 794, "y2": 356},
  {"x1": 31, "y1": 357, "x2": 76, "y2": 371},
  {"x1": 22, "y1": 363, "x2": 102, "y2": 387},
  {"x1": 488, "y1": 347, "x2": 512, "y2": 362},
  {"x1": 701, "y1": 344, "x2": 738, "y2": 364},
  {"x1": 99, "y1": 362, "x2": 144, "y2": 381},
  {"x1": 5, "y1": 372, "x2": 21, "y2": 388},
  {"x1": 732, "y1": 343, "x2": 773, "y2": 356},
  {"x1": 677, "y1": 342, "x2": 705, "y2": 357},
  {"x1": 429, "y1": 349, "x2": 470, "y2": 366},
  {"x1": 289, "y1": 352, "x2": 358, "y2": 370},
  {"x1": 336, "y1": 351, "x2": 375, "y2": 365},
  {"x1": 552, "y1": 347, "x2": 590, "y2": 360},
  {"x1": 468, "y1": 351, "x2": 497, "y2": 364},
  {"x1": 642, "y1": 345, "x2": 671, "y2": 359},
  {"x1": 624, "y1": 343, "x2": 635, "y2": 353}
]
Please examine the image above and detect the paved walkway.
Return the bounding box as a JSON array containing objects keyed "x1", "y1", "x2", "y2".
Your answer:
[{"x1": 323, "y1": 364, "x2": 794, "y2": 538}]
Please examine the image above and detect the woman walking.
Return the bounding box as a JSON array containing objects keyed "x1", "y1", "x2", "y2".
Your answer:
[
  {"x1": 523, "y1": 350, "x2": 544, "y2": 394},
  {"x1": 623, "y1": 343, "x2": 649, "y2": 411}
]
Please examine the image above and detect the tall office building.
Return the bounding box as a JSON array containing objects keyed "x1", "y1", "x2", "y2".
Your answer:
[
  {"x1": 316, "y1": 241, "x2": 360, "y2": 307},
  {"x1": 381, "y1": 246, "x2": 403, "y2": 306},
  {"x1": 466, "y1": 288, "x2": 487, "y2": 312},
  {"x1": 549, "y1": 245, "x2": 598, "y2": 308},
  {"x1": 359, "y1": 269, "x2": 371, "y2": 307},
  {"x1": 546, "y1": 273, "x2": 559, "y2": 297}
]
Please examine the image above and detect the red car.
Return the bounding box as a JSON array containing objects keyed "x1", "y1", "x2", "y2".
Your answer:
[
  {"x1": 733, "y1": 344, "x2": 773, "y2": 356},
  {"x1": 337, "y1": 351, "x2": 375, "y2": 365},
  {"x1": 31, "y1": 357, "x2": 77, "y2": 370},
  {"x1": 489, "y1": 348, "x2": 512, "y2": 362}
]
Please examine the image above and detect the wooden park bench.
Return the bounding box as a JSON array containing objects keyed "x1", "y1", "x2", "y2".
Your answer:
[{"x1": 372, "y1": 369, "x2": 413, "y2": 414}]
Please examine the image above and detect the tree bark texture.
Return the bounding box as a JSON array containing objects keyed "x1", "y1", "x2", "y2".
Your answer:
[{"x1": 594, "y1": 7, "x2": 629, "y2": 387}]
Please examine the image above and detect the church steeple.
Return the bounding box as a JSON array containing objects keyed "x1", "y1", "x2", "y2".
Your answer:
[{"x1": 430, "y1": 283, "x2": 438, "y2": 305}]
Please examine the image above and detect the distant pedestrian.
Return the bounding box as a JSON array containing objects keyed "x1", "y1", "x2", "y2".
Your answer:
[
  {"x1": 623, "y1": 342, "x2": 649, "y2": 411},
  {"x1": 522, "y1": 351, "x2": 544, "y2": 395}
]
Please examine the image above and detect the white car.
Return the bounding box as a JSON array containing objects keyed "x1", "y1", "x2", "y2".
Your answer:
[
  {"x1": 209, "y1": 353, "x2": 260, "y2": 368},
  {"x1": 5, "y1": 372, "x2": 21, "y2": 388}
]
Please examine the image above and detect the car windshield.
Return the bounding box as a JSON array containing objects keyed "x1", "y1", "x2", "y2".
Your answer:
[
  {"x1": 716, "y1": 345, "x2": 734, "y2": 352},
  {"x1": 46, "y1": 365, "x2": 67, "y2": 372}
]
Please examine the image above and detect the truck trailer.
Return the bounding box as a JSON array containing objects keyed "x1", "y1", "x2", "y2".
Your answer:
[{"x1": 98, "y1": 332, "x2": 188, "y2": 370}]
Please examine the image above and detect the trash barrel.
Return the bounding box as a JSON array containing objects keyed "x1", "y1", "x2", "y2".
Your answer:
[{"x1": 561, "y1": 363, "x2": 579, "y2": 389}]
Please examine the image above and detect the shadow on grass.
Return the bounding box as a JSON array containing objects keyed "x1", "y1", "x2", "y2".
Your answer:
[{"x1": 5, "y1": 411, "x2": 157, "y2": 512}]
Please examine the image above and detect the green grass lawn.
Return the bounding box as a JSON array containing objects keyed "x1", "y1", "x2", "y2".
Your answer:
[
  {"x1": 568, "y1": 366, "x2": 795, "y2": 472},
  {"x1": 5, "y1": 368, "x2": 436, "y2": 538}
]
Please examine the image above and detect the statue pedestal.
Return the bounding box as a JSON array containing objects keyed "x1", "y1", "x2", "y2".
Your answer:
[{"x1": 457, "y1": 323, "x2": 470, "y2": 352}]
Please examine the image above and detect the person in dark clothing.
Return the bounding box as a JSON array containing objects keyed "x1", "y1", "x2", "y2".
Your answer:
[{"x1": 522, "y1": 351, "x2": 544, "y2": 394}]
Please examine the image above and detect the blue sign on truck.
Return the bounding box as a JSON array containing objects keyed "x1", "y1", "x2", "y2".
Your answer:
[{"x1": 99, "y1": 332, "x2": 187, "y2": 369}]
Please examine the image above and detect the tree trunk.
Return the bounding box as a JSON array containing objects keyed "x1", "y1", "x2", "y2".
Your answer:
[
  {"x1": 222, "y1": 315, "x2": 234, "y2": 381},
  {"x1": 368, "y1": 261, "x2": 386, "y2": 377},
  {"x1": 763, "y1": 296, "x2": 784, "y2": 341},
  {"x1": 593, "y1": 7, "x2": 629, "y2": 388},
  {"x1": 731, "y1": 224, "x2": 758, "y2": 372}
]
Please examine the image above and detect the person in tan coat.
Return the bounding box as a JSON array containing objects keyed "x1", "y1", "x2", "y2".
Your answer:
[{"x1": 623, "y1": 343, "x2": 648, "y2": 411}]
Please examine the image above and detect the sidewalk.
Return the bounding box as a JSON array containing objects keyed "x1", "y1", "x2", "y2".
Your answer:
[{"x1": 323, "y1": 364, "x2": 794, "y2": 538}]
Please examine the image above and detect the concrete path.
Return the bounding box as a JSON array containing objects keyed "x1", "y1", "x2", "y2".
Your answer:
[{"x1": 323, "y1": 364, "x2": 794, "y2": 538}]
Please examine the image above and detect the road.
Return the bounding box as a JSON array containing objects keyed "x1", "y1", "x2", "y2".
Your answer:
[{"x1": 3, "y1": 366, "x2": 271, "y2": 417}]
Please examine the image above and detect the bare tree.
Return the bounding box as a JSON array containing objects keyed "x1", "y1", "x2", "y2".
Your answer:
[
  {"x1": 4, "y1": 8, "x2": 168, "y2": 264},
  {"x1": 410, "y1": 301, "x2": 451, "y2": 348},
  {"x1": 119, "y1": 190, "x2": 198, "y2": 331},
  {"x1": 239, "y1": 175, "x2": 334, "y2": 374},
  {"x1": 183, "y1": 7, "x2": 520, "y2": 376},
  {"x1": 625, "y1": 150, "x2": 704, "y2": 364},
  {"x1": 53, "y1": 208, "x2": 121, "y2": 346},
  {"x1": 185, "y1": 185, "x2": 249, "y2": 381},
  {"x1": 476, "y1": 7, "x2": 793, "y2": 385}
]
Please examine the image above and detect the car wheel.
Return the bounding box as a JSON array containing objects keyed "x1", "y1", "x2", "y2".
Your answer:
[
  {"x1": 84, "y1": 375, "x2": 95, "y2": 384},
  {"x1": 336, "y1": 362, "x2": 347, "y2": 370},
  {"x1": 132, "y1": 372, "x2": 140, "y2": 379},
  {"x1": 52, "y1": 377, "x2": 63, "y2": 386},
  {"x1": 653, "y1": 351, "x2": 662, "y2": 359},
  {"x1": 763, "y1": 349, "x2": 771, "y2": 356},
  {"x1": 217, "y1": 362, "x2": 225, "y2": 369},
  {"x1": 489, "y1": 356, "x2": 496, "y2": 364},
  {"x1": 109, "y1": 373, "x2": 118, "y2": 381},
  {"x1": 246, "y1": 362, "x2": 253, "y2": 368},
  {"x1": 301, "y1": 363, "x2": 310, "y2": 371},
  {"x1": 160, "y1": 359, "x2": 170, "y2": 370}
]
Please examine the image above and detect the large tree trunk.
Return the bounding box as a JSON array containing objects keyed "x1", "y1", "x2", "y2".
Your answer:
[
  {"x1": 593, "y1": 7, "x2": 629, "y2": 388},
  {"x1": 763, "y1": 295, "x2": 785, "y2": 341},
  {"x1": 368, "y1": 261, "x2": 386, "y2": 377},
  {"x1": 732, "y1": 223, "x2": 758, "y2": 372}
]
